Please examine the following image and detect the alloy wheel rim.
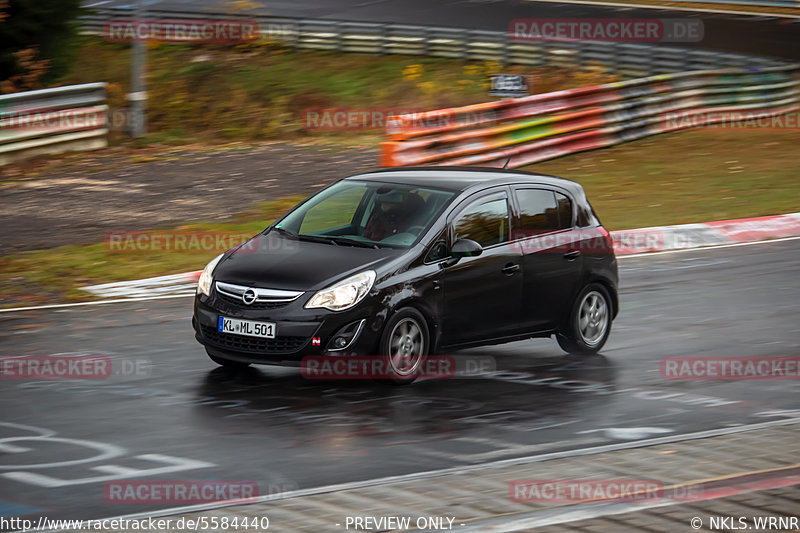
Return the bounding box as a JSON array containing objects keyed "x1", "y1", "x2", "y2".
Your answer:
[
  {"x1": 578, "y1": 290, "x2": 609, "y2": 347},
  {"x1": 388, "y1": 318, "x2": 425, "y2": 376}
]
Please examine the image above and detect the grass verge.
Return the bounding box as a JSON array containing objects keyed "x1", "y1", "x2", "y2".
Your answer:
[
  {"x1": 59, "y1": 37, "x2": 617, "y2": 145},
  {"x1": 0, "y1": 197, "x2": 303, "y2": 307}
]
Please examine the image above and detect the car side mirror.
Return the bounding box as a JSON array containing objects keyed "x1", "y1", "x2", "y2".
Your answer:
[{"x1": 451, "y1": 238, "x2": 483, "y2": 258}]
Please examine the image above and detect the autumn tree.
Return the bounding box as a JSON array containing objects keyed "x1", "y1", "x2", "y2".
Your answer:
[{"x1": 0, "y1": 0, "x2": 84, "y2": 93}]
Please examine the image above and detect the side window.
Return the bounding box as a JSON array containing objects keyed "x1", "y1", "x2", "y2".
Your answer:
[
  {"x1": 514, "y1": 189, "x2": 560, "y2": 234},
  {"x1": 453, "y1": 196, "x2": 509, "y2": 247},
  {"x1": 555, "y1": 192, "x2": 573, "y2": 229},
  {"x1": 425, "y1": 240, "x2": 448, "y2": 263}
]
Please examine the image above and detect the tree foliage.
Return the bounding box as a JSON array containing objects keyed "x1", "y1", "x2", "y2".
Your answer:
[{"x1": 0, "y1": 0, "x2": 84, "y2": 93}]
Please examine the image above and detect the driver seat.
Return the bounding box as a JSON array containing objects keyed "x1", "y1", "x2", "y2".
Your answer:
[{"x1": 364, "y1": 193, "x2": 426, "y2": 241}]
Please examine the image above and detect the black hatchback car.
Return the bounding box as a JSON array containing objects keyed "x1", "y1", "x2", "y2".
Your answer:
[{"x1": 193, "y1": 167, "x2": 618, "y2": 382}]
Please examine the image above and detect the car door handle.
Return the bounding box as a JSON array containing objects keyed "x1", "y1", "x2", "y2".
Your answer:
[
  {"x1": 563, "y1": 250, "x2": 581, "y2": 261},
  {"x1": 501, "y1": 263, "x2": 520, "y2": 275}
]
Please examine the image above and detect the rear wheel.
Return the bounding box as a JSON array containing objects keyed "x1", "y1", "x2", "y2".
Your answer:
[
  {"x1": 206, "y1": 349, "x2": 251, "y2": 369},
  {"x1": 556, "y1": 283, "x2": 612, "y2": 355},
  {"x1": 378, "y1": 307, "x2": 429, "y2": 384}
]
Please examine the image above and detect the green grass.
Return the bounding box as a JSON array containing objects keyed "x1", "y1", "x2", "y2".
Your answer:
[
  {"x1": 60, "y1": 40, "x2": 493, "y2": 143},
  {"x1": 0, "y1": 196, "x2": 303, "y2": 307},
  {"x1": 527, "y1": 128, "x2": 800, "y2": 230},
  {"x1": 55, "y1": 37, "x2": 618, "y2": 146}
]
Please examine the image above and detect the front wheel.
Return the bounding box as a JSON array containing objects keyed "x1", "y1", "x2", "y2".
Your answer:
[
  {"x1": 556, "y1": 283, "x2": 612, "y2": 355},
  {"x1": 378, "y1": 307, "x2": 429, "y2": 385}
]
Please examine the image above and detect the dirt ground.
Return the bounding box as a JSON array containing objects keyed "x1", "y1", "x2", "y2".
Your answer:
[{"x1": 0, "y1": 143, "x2": 378, "y2": 255}]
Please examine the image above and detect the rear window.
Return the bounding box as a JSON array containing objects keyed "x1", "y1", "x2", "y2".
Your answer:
[{"x1": 578, "y1": 201, "x2": 601, "y2": 228}]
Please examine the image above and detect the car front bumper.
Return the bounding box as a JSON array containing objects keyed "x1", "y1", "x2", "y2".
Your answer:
[{"x1": 192, "y1": 290, "x2": 383, "y2": 366}]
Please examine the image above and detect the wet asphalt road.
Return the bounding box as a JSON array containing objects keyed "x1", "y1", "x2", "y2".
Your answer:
[
  {"x1": 91, "y1": 0, "x2": 800, "y2": 61},
  {"x1": 0, "y1": 238, "x2": 799, "y2": 522}
]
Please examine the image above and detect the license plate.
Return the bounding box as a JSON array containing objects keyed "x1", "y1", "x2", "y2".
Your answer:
[{"x1": 218, "y1": 316, "x2": 276, "y2": 339}]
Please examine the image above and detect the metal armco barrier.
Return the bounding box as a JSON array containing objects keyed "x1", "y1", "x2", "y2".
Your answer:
[
  {"x1": 0, "y1": 83, "x2": 108, "y2": 166},
  {"x1": 652, "y1": 0, "x2": 799, "y2": 9},
  {"x1": 379, "y1": 66, "x2": 799, "y2": 168},
  {"x1": 79, "y1": 9, "x2": 789, "y2": 78}
]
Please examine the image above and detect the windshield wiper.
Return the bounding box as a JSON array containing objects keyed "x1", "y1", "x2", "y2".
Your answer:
[
  {"x1": 271, "y1": 226, "x2": 298, "y2": 239},
  {"x1": 297, "y1": 234, "x2": 338, "y2": 245},
  {"x1": 327, "y1": 236, "x2": 381, "y2": 249},
  {"x1": 292, "y1": 233, "x2": 381, "y2": 249}
]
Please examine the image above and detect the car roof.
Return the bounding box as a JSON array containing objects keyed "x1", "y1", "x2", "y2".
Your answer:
[{"x1": 344, "y1": 166, "x2": 583, "y2": 195}]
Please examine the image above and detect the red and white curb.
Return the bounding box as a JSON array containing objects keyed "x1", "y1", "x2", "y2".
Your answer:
[
  {"x1": 611, "y1": 212, "x2": 800, "y2": 254},
  {"x1": 81, "y1": 212, "x2": 800, "y2": 299},
  {"x1": 83, "y1": 271, "x2": 201, "y2": 299}
]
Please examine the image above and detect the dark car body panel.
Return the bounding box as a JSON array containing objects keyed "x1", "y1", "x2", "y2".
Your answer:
[
  {"x1": 193, "y1": 166, "x2": 618, "y2": 364},
  {"x1": 217, "y1": 231, "x2": 401, "y2": 291}
]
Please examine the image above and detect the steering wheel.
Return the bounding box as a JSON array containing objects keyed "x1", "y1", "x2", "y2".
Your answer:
[{"x1": 405, "y1": 225, "x2": 426, "y2": 236}]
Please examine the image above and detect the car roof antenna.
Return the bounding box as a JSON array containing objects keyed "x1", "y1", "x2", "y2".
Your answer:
[{"x1": 502, "y1": 156, "x2": 511, "y2": 169}]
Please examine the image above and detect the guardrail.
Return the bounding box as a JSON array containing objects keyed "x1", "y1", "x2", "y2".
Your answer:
[
  {"x1": 0, "y1": 83, "x2": 108, "y2": 166},
  {"x1": 380, "y1": 65, "x2": 799, "y2": 168},
  {"x1": 80, "y1": 8, "x2": 788, "y2": 78},
  {"x1": 652, "y1": 0, "x2": 799, "y2": 10}
]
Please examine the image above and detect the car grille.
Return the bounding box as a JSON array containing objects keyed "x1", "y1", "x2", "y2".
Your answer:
[
  {"x1": 200, "y1": 325, "x2": 307, "y2": 354},
  {"x1": 213, "y1": 281, "x2": 303, "y2": 310},
  {"x1": 216, "y1": 292, "x2": 290, "y2": 310}
]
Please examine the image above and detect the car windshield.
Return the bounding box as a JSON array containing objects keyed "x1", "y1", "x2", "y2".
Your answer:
[{"x1": 274, "y1": 180, "x2": 455, "y2": 248}]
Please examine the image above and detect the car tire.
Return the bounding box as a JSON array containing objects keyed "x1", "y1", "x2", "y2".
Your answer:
[
  {"x1": 556, "y1": 283, "x2": 612, "y2": 355},
  {"x1": 378, "y1": 307, "x2": 429, "y2": 385},
  {"x1": 206, "y1": 349, "x2": 251, "y2": 369}
]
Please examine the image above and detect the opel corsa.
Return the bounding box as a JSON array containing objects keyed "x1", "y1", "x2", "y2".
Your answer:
[{"x1": 193, "y1": 167, "x2": 618, "y2": 383}]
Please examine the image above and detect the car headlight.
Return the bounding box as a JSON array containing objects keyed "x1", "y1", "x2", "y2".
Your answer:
[
  {"x1": 305, "y1": 270, "x2": 376, "y2": 311},
  {"x1": 197, "y1": 254, "x2": 223, "y2": 296}
]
